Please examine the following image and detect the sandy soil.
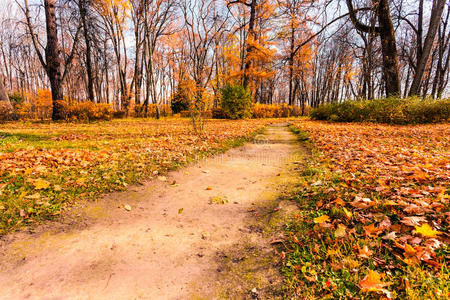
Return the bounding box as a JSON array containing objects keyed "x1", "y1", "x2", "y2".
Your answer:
[{"x1": 0, "y1": 124, "x2": 301, "y2": 300}]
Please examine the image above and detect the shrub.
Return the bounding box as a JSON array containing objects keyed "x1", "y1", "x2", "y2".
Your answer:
[
  {"x1": 252, "y1": 103, "x2": 304, "y2": 118},
  {"x1": 310, "y1": 97, "x2": 450, "y2": 124},
  {"x1": 8, "y1": 92, "x2": 24, "y2": 106},
  {"x1": 220, "y1": 84, "x2": 253, "y2": 119},
  {"x1": 170, "y1": 84, "x2": 190, "y2": 113},
  {"x1": 15, "y1": 102, "x2": 33, "y2": 119},
  {"x1": 134, "y1": 104, "x2": 171, "y2": 118},
  {"x1": 62, "y1": 101, "x2": 114, "y2": 122},
  {"x1": 212, "y1": 107, "x2": 225, "y2": 119},
  {"x1": 0, "y1": 102, "x2": 13, "y2": 121},
  {"x1": 180, "y1": 110, "x2": 212, "y2": 118}
]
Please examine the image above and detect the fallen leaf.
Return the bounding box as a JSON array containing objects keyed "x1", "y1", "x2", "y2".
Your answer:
[
  {"x1": 359, "y1": 270, "x2": 391, "y2": 293},
  {"x1": 33, "y1": 178, "x2": 50, "y2": 190},
  {"x1": 400, "y1": 216, "x2": 426, "y2": 227},
  {"x1": 314, "y1": 215, "x2": 330, "y2": 223},
  {"x1": 343, "y1": 207, "x2": 352, "y2": 219},
  {"x1": 334, "y1": 224, "x2": 346, "y2": 238},
  {"x1": 178, "y1": 208, "x2": 183, "y2": 214},
  {"x1": 124, "y1": 205, "x2": 131, "y2": 211},
  {"x1": 358, "y1": 245, "x2": 373, "y2": 258},
  {"x1": 414, "y1": 223, "x2": 441, "y2": 238}
]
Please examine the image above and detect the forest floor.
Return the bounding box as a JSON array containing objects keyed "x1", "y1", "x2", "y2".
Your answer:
[{"x1": 0, "y1": 123, "x2": 306, "y2": 299}]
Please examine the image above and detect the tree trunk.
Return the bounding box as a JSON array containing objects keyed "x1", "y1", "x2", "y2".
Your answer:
[
  {"x1": 44, "y1": 0, "x2": 65, "y2": 120},
  {"x1": 346, "y1": 0, "x2": 401, "y2": 96},
  {"x1": 0, "y1": 75, "x2": 13, "y2": 112},
  {"x1": 288, "y1": 20, "x2": 295, "y2": 106},
  {"x1": 79, "y1": 0, "x2": 95, "y2": 101},
  {"x1": 377, "y1": 0, "x2": 401, "y2": 96},
  {"x1": 409, "y1": 0, "x2": 446, "y2": 96},
  {"x1": 243, "y1": 0, "x2": 257, "y2": 89}
]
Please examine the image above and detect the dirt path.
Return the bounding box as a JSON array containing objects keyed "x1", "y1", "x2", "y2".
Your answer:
[{"x1": 0, "y1": 124, "x2": 302, "y2": 300}]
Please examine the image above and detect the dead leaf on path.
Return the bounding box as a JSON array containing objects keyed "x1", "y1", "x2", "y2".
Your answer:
[
  {"x1": 205, "y1": 186, "x2": 212, "y2": 190},
  {"x1": 158, "y1": 176, "x2": 167, "y2": 182},
  {"x1": 124, "y1": 205, "x2": 131, "y2": 211},
  {"x1": 178, "y1": 208, "x2": 183, "y2": 214},
  {"x1": 209, "y1": 196, "x2": 228, "y2": 204},
  {"x1": 202, "y1": 170, "x2": 210, "y2": 174}
]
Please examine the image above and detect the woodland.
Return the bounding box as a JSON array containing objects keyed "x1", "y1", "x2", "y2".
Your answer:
[{"x1": 0, "y1": 0, "x2": 448, "y2": 299}]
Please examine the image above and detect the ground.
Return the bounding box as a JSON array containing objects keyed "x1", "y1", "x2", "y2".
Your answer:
[
  {"x1": 0, "y1": 123, "x2": 304, "y2": 299},
  {"x1": 0, "y1": 119, "x2": 448, "y2": 299}
]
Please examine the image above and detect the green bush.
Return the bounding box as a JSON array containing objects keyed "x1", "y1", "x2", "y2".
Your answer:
[
  {"x1": 220, "y1": 84, "x2": 253, "y2": 119},
  {"x1": 170, "y1": 84, "x2": 190, "y2": 114},
  {"x1": 310, "y1": 97, "x2": 450, "y2": 124}
]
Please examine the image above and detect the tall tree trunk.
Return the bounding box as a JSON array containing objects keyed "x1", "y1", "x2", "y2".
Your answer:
[
  {"x1": 409, "y1": 0, "x2": 446, "y2": 96},
  {"x1": 0, "y1": 74, "x2": 13, "y2": 112},
  {"x1": 346, "y1": 0, "x2": 401, "y2": 96},
  {"x1": 288, "y1": 20, "x2": 295, "y2": 106},
  {"x1": 377, "y1": 0, "x2": 401, "y2": 96},
  {"x1": 79, "y1": 0, "x2": 95, "y2": 101},
  {"x1": 243, "y1": 0, "x2": 257, "y2": 89},
  {"x1": 44, "y1": 0, "x2": 65, "y2": 120}
]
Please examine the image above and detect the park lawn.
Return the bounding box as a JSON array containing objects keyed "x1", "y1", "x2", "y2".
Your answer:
[
  {"x1": 0, "y1": 118, "x2": 273, "y2": 235},
  {"x1": 283, "y1": 120, "x2": 449, "y2": 299}
]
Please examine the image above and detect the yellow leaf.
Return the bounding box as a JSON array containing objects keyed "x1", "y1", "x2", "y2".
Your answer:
[
  {"x1": 334, "y1": 224, "x2": 346, "y2": 238},
  {"x1": 33, "y1": 178, "x2": 50, "y2": 190},
  {"x1": 343, "y1": 207, "x2": 352, "y2": 219},
  {"x1": 359, "y1": 270, "x2": 391, "y2": 293},
  {"x1": 314, "y1": 215, "x2": 330, "y2": 223},
  {"x1": 76, "y1": 178, "x2": 86, "y2": 185},
  {"x1": 414, "y1": 223, "x2": 441, "y2": 238}
]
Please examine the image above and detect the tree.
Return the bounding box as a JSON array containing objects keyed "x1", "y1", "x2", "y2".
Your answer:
[
  {"x1": 346, "y1": 0, "x2": 401, "y2": 97},
  {"x1": 408, "y1": 0, "x2": 447, "y2": 96},
  {"x1": 78, "y1": 0, "x2": 95, "y2": 101},
  {"x1": 19, "y1": 0, "x2": 80, "y2": 120},
  {"x1": 0, "y1": 74, "x2": 12, "y2": 111}
]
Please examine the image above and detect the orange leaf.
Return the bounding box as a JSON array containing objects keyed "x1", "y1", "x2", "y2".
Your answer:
[{"x1": 359, "y1": 270, "x2": 391, "y2": 293}]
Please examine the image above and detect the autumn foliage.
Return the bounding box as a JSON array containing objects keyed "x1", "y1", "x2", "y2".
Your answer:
[{"x1": 283, "y1": 120, "x2": 449, "y2": 298}]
